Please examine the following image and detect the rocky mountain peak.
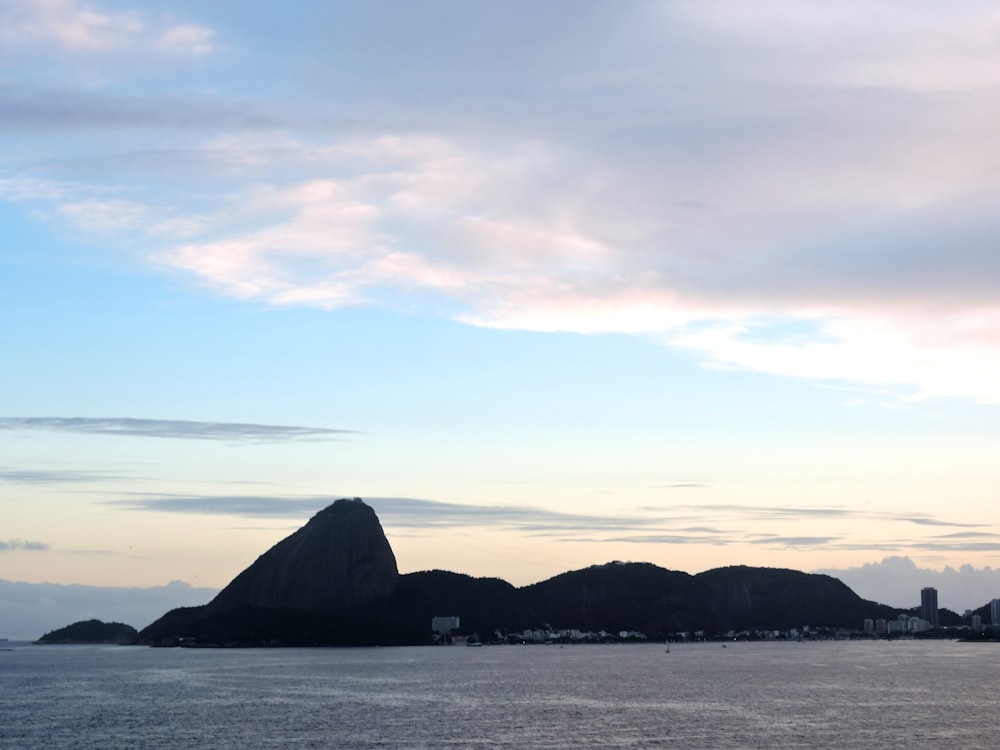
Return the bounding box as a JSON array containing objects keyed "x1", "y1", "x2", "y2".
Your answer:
[{"x1": 205, "y1": 498, "x2": 398, "y2": 614}]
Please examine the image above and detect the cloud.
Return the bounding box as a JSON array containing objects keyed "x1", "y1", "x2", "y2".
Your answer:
[
  {"x1": 905, "y1": 517, "x2": 987, "y2": 529},
  {"x1": 669, "y1": 313, "x2": 1000, "y2": 404},
  {"x1": 678, "y1": 0, "x2": 1000, "y2": 92},
  {"x1": 99, "y1": 127, "x2": 1000, "y2": 403},
  {"x1": 0, "y1": 466, "x2": 117, "y2": 484},
  {"x1": 908, "y1": 540, "x2": 1000, "y2": 553},
  {"x1": 0, "y1": 85, "x2": 282, "y2": 133},
  {"x1": 103, "y1": 495, "x2": 996, "y2": 561},
  {"x1": 109, "y1": 494, "x2": 331, "y2": 518},
  {"x1": 6, "y1": 3, "x2": 1000, "y2": 403},
  {"x1": 155, "y1": 24, "x2": 215, "y2": 56},
  {"x1": 107, "y1": 494, "x2": 661, "y2": 533},
  {"x1": 591, "y1": 534, "x2": 733, "y2": 546},
  {"x1": 0, "y1": 0, "x2": 215, "y2": 56},
  {"x1": 57, "y1": 198, "x2": 150, "y2": 233},
  {"x1": 0, "y1": 417, "x2": 356, "y2": 443},
  {"x1": 0, "y1": 539, "x2": 49, "y2": 552},
  {"x1": 817, "y1": 555, "x2": 1000, "y2": 611},
  {"x1": 746, "y1": 535, "x2": 839, "y2": 547}
]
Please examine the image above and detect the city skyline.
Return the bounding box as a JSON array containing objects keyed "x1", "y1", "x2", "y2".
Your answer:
[{"x1": 3, "y1": 1, "x2": 1000, "y2": 610}]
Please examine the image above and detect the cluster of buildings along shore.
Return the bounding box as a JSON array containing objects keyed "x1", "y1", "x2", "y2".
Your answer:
[
  {"x1": 860, "y1": 588, "x2": 1000, "y2": 638},
  {"x1": 433, "y1": 589, "x2": 1000, "y2": 645}
]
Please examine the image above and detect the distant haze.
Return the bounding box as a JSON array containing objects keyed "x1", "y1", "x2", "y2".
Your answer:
[{"x1": 0, "y1": 580, "x2": 218, "y2": 641}]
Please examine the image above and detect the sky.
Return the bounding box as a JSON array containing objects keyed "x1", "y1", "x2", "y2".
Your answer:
[{"x1": 4, "y1": 0, "x2": 1000, "y2": 632}]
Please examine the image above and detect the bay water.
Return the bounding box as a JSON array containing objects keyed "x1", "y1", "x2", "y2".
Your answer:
[{"x1": 1, "y1": 639, "x2": 997, "y2": 748}]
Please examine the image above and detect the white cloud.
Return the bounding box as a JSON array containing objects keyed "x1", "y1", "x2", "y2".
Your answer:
[
  {"x1": 675, "y1": 0, "x2": 1000, "y2": 92},
  {"x1": 0, "y1": 0, "x2": 214, "y2": 56},
  {"x1": 155, "y1": 24, "x2": 215, "y2": 56},
  {"x1": 670, "y1": 312, "x2": 1000, "y2": 404},
  {"x1": 6, "y1": 3, "x2": 1000, "y2": 405},
  {"x1": 16, "y1": 123, "x2": 1000, "y2": 404},
  {"x1": 57, "y1": 198, "x2": 149, "y2": 232},
  {"x1": 0, "y1": 177, "x2": 67, "y2": 202},
  {"x1": 0, "y1": 0, "x2": 143, "y2": 52},
  {"x1": 818, "y1": 556, "x2": 1000, "y2": 612}
]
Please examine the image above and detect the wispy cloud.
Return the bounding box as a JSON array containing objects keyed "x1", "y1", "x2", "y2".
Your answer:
[
  {"x1": 904, "y1": 517, "x2": 987, "y2": 529},
  {"x1": 103, "y1": 494, "x2": 996, "y2": 558},
  {"x1": 746, "y1": 534, "x2": 840, "y2": 547},
  {"x1": 0, "y1": 85, "x2": 282, "y2": 133},
  {"x1": 107, "y1": 494, "x2": 657, "y2": 532},
  {"x1": 0, "y1": 417, "x2": 356, "y2": 443},
  {"x1": 909, "y1": 540, "x2": 1000, "y2": 553},
  {"x1": 931, "y1": 531, "x2": 1000, "y2": 540},
  {"x1": 0, "y1": 466, "x2": 119, "y2": 484},
  {"x1": 109, "y1": 494, "x2": 331, "y2": 518},
  {"x1": 599, "y1": 534, "x2": 740, "y2": 546},
  {"x1": 0, "y1": 0, "x2": 215, "y2": 56},
  {"x1": 0, "y1": 539, "x2": 49, "y2": 552}
]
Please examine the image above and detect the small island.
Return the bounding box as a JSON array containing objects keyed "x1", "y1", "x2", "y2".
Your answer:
[{"x1": 35, "y1": 619, "x2": 138, "y2": 644}]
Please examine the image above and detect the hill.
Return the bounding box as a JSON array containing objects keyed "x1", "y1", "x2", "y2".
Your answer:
[
  {"x1": 36, "y1": 619, "x2": 138, "y2": 644},
  {"x1": 136, "y1": 499, "x2": 909, "y2": 646}
]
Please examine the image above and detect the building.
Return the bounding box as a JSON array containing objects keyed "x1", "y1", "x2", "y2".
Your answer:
[
  {"x1": 431, "y1": 616, "x2": 460, "y2": 643},
  {"x1": 991, "y1": 599, "x2": 1000, "y2": 625},
  {"x1": 909, "y1": 616, "x2": 928, "y2": 633},
  {"x1": 920, "y1": 587, "x2": 939, "y2": 628}
]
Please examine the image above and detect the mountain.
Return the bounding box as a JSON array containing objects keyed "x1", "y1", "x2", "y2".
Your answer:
[
  {"x1": 137, "y1": 499, "x2": 909, "y2": 646},
  {"x1": 204, "y1": 498, "x2": 398, "y2": 614},
  {"x1": 523, "y1": 561, "x2": 704, "y2": 636},
  {"x1": 694, "y1": 565, "x2": 899, "y2": 631},
  {"x1": 36, "y1": 619, "x2": 137, "y2": 644},
  {"x1": 138, "y1": 498, "x2": 402, "y2": 645}
]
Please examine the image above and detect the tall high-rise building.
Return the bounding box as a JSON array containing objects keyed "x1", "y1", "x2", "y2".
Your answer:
[
  {"x1": 991, "y1": 598, "x2": 1000, "y2": 625},
  {"x1": 921, "y1": 587, "x2": 939, "y2": 628}
]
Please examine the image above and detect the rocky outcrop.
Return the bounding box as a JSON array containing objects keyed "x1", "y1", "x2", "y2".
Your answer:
[
  {"x1": 205, "y1": 498, "x2": 399, "y2": 614},
  {"x1": 137, "y1": 498, "x2": 400, "y2": 645}
]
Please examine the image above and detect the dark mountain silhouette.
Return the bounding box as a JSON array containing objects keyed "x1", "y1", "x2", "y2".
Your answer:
[
  {"x1": 388, "y1": 570, "x2": 538, "y2": 638},
  {"x1": 523, "y1": 561, "x2": 704, "y2": 636},
  {"x1": 205, "y1": 498, "x2": 398, "y2": 614},
  {"x1": 36, "y1": 619, "x2": 137, "y2": 644},
  {"x1": 136, "y1": 499, "x2": 913, "y2": 646},
  {"x1": 694, "y1": 565, "x2": 899, "y2": 631}
]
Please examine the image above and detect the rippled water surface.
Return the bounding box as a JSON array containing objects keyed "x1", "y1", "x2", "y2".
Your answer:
[{"x1": 2, "y1": 640, "x2": 998, "y2": 748}]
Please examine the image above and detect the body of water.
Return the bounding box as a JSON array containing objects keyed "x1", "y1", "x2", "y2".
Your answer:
[{"x1": 1, "y1": 639, "x2": 997, "y2": 748}]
